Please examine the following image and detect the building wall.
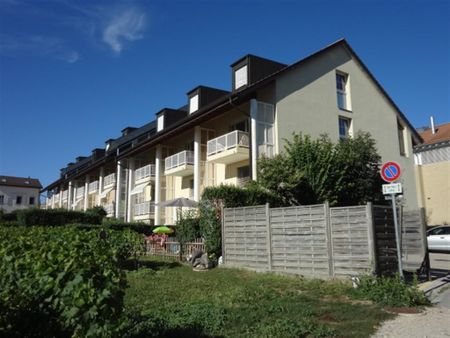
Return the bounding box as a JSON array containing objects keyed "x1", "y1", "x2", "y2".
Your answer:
[
  {"x1": 275, "y1": 45, "x2": 419, "y2": 209},
  {"x1": 0, "y1": 186, "x2": 40, "y2": 213},
  {"x1": 416, "y1": 161, "x2": 450, "y2": 225}
]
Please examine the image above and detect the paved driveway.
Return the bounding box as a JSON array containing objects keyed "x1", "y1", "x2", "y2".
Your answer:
[{"x1": 429, "y1": 252, "x2": 450, "y2": 279}]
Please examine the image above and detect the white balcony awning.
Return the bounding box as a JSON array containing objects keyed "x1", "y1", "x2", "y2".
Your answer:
[
  {"x1": 99, "y1": 186, "x2": 114, "y2": 199},
  {"x1": 130, "y1": 182, "x2": 150, "y2": 195}
]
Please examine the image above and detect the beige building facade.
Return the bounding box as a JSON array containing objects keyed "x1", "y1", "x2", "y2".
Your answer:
[
  {"x1": 414, "y1": 121, "x2": 450, "y2": 226},
  {"x1": 43, "y1": 39, "x2": 421, "y2": 224},
  {"x1": 0, "y1": 176, "x2": 42, "y2": 212}
]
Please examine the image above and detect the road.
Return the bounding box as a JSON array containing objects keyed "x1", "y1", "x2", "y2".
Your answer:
[{"x1": 429, "y1": 252, "x2": 450, "y2": 279}]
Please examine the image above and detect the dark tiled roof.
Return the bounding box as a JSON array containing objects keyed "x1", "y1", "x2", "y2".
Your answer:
[
  {"x1": 419, "y1": 123, "x2": 450, "y2": 145},
  {"x1": 0, "y1": 175, "x2": 42, "y2": 189}
]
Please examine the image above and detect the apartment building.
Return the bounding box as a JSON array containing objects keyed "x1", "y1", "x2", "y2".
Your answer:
[
  {"x1": 0, "y1": 175, "x2": 42, "y2": 212},
  {"x1": 414, "y1": 119, "x2": 450, "y2": 226},
  {"x1": 42, "y1": 39, "x2": 422, "y2": 225}
]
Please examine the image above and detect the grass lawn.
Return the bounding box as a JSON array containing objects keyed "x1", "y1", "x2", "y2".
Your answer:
[{"x1": 123, "y1": 257, "x2": 393, "y2": 337}]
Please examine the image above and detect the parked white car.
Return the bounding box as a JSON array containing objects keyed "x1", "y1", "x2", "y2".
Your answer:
[{"x1": 427, "y1": 225, "x2": 450, "y2": 252}]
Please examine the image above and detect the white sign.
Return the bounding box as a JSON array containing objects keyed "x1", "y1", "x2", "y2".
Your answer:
[{"x1": 382, "y1": 183, "x2": 402, "y2": 195}]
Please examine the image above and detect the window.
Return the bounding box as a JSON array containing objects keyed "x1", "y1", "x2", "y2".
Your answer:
[
  {"x1": 237, "y1": 166, "x2": 250, "y2": 178},
  {"x1": 336, "y1": 72, "x2": 350, "y2": 110},
  {"x1": 398, "y1": 121, "x2": 406, "y2": 156},
  {"x1": 29, "y1": 197, "x2": 35, "y2": 205},
  {"x1": 189, "y1": 95, "x2": 199, "y2": 114},
  {"x1": 0, "y1": 195, "x2": 4, "y2": 205},
  {"x1": 16, "y1": 196, "x2": 22, "y2": 205},
  {"x1": 157, "y1": 114, "x2": 164, "y2": 132},
  {"x1": 229, "y1": 119, "x2": 249, "y2": 132},
  {"x1": 235, "y1": 65, "x2": 248, "y2": 89},
  {"x1": 338, "y1": 117, "x2": 351, "y2": 139}
]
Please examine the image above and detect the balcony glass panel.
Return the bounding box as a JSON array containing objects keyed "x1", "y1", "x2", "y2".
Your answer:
[
  {"x1": 207, "y1": 131, "x2": 249, "y2": 156},
  {"x1": 76, "y1": 187, "x2": 85, "y2": 198},
  {"x1": 89, "y1": 181, "x2": 99, "y2": 192},
  {"x1": 134, "y1": 201, "x2": 155, "y2": 216},
  {"x1": 165, "y1": 150, "x2": 195, "y2": 171},
  {"x1": 135, "y1": 164, "x2": 156, "y2": 182},
  {"x1": 103, "y1": 173, "x2": 116, "y2": 187}
]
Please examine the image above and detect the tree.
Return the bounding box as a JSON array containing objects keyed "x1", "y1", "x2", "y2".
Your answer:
[{"x1": 257, "y1": 132, "x2": 384, "y2": 206}]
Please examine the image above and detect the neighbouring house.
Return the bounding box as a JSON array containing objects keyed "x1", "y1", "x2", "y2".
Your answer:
[
  {"x1": 0, "y1": 175, "x2": 42, "y2": 213},
  {"x1": 42, "y1": 39, "x2": 422, "y2": 225},
  {"x1": 414, "y1": 118, "x2": 450, "y2": 226}
]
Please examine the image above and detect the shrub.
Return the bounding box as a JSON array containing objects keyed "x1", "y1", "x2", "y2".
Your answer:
[
  {"x1": 16, "y1": 208, "x2": 103, "y2": 227},
  {"x1": 198, "y1": 201, "x2": 221, "y2": 258},
  {"x1": 176, "y1": 210, "x2": 201, "y2": 254},
  {"x1": 0, "y1": 226, "x2": 143, "y2": 337},
  {"x1": 86, "y1": 206, "x2": 107, "y2": 218},
  {"x1": 102, "y1": 219, "x2": 153, "y2": 235},
  {"x1": 0, "y1": 209, "x2": 19, "y2": 222},
  {"x1": 351, "y1": 274, "x2": 429, "y2": 307}
]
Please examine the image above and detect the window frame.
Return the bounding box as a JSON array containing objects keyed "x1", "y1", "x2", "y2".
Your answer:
[
  {"x1": 338, "y1": 117, "x2": 351, "y2": 140},
  {"x1": 16, "y1": 196, "x2": 22, "y2": 205},
  {"x1": 336, "y1": 72, "x2": 351, "y2": 111},
  {"x1": 29, "y1": 196, "x2": 35, "y2": 205}
]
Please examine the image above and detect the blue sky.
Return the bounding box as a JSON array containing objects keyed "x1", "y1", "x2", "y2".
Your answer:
[{"x1": 0, "y1": 0, "x2": 449, "y2": 188}]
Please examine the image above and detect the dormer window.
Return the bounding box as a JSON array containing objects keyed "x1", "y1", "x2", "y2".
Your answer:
[
  {"x1": 189, "y1": 94, "x2": 199, "y2": 114},
  {"x1": 234, "y1": 65, "x2": 248, "y2": 90},
  {"x1": 157, "y1": 114, "x2": 164, "y2": 132}
]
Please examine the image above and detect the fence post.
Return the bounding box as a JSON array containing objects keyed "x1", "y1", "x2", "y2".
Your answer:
[
  {"x1": 221, "y1": 205, "x2": 225, "y2": 265},
  {"x1": 265, "y1": 203, "x2": 272, "y2": 271},
  {"x1": 366, "y1": 202, "x2": 377, "y2": 275},
  {"x1": 420, "y1": 208, "x2": 431, "y2": 281},
  {"x1": 324, "y1": 202, "x2": 334, "y2": 278}
]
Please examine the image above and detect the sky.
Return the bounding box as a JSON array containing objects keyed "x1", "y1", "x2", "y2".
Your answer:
[{"x1": 0, "y1": 0, "x2": 449, "y2": 189}]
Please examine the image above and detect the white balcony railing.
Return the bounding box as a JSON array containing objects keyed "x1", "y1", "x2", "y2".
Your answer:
[
  {"x1": 165, "y1": 150, "x2": 194, "y2": 171},
  {"x1": 237, "y1": 176, "x2": 251, "y2": 186},
  {"x1": 76, "y1": 187, "x2": 85, "y2": 199},
  {"x1": 89, "y1": 181, "x2": 99, "y2": 193},
  {"x1": 134, "y1": 201, "x2": 155, "y2": 216},
  {"x1": 207, "y1": 130, "x2": 249, "y2": 156},
  {"x1": 62, "y1": 190, "x2": 68, "y2": 200},
  {"x1": 104, "y1": 203, "x2": 114, "y2": 215},
  {"x1": 135, "y1": 164, "x2": 156, "y2": 182},
  {"x1": 103, "y1": 173, "x2": 116, "y2": 188},
  {"x1": 53, "y1": 193, "x2": 60, "y2": 202}
]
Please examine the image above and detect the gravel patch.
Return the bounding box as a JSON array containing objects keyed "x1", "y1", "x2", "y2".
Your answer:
[{"x1": 372, "y1": 306, "x2": 450, "y2": 337}]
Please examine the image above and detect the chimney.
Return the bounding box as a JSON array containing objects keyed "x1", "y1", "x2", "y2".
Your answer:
[{"x1": 430, "y1": 116, "x2": 436, "y2": 134}]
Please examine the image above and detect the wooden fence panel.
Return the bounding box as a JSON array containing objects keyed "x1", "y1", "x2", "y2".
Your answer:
[
  {"x1": 269, "y1": 205, "x2": 329, "y2": 278},
  {"x1": 330, "y1": 206, "x2": 373, "y2": 277},
  {"x1": 373, "y1": 205, "x2": 397, "y2": 275},
  {"x1": 223, "y1": 206, "x2": 269, "y2": 270},
  {"x1": 401, "y1": 209, "x2": 427, "y2": 271}
]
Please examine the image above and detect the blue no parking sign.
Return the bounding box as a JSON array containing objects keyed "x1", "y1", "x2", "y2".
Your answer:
[{"x1": 380, "y1": 161, "x2": 401, "y2": 183}]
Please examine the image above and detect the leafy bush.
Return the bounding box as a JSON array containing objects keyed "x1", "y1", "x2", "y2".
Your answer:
[
  {"x1": 0, "y1": 226, "x2": 143, "y2": 337},
  {"x1": 102, "y1": 219, "x2": 153, "y2": 235},
  {"x1": 176, "y1": 210, "x2": 201, "y2": 253},
  {"x1": 198, "y1": 200, "x2": 221, "y2": 258},
  {"x1": 257, "y1": 132, "x2": 384, "y2": 206},
  {"x1": 351, "y1": 274, "x2": 429, "y2": 307},
  {"x1": 0, "y1": 209, "x2": 19, "y2": 222},
  {"x1": 16, "y1": 208, "x2": 103, "y2": 227},
  {"x1": 86, "y1": 206, "x2": 107, "y2": 218}
]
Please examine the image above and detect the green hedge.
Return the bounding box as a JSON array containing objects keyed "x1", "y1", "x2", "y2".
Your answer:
[
  {"x1": 102, "y1": 219, "x2": 154, "y2": 235},
  {"x1": 0, "y1": 226, "x2": 144, "y2": 337},
  {"x1": 16, "y1": 208, "x2": 103, "y2": 227}
]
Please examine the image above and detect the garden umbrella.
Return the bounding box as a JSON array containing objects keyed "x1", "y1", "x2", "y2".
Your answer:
[
  {"x1": 152, "y1": 226, "x2": 174, "y2": 234},
  {"x1": 157, "y1": 197, "x2": 198, "y2": 208}
]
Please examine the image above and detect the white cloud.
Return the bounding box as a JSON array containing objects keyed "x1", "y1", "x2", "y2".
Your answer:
[
  {"x1": 0, "y1": 35, "x2": 80, "y2": 63},
  {"x1": 102, "y1": 8, "x2": 146, "y2": 54}
]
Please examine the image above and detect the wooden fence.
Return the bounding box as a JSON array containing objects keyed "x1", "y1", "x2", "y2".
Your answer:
[
  {"x1": 222, "y1": 203, "x2": 427, "y2": 279},
  {"x1": 145, "y1": 238, "x2": 204, "y2": 260}
]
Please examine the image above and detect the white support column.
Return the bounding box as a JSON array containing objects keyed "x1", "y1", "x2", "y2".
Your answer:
[
  {"x1": 115, "y1": 161, "x2": 122, "y2": 219},
  {"x1": 126, "y1": 159, "x2": 135, "y2": 222},
  {"x1": 250, "y1": 98, "x2": 258, "y2": 180},
  {"x1": 59, "y1": 185, "x2": 63, "y2": 207},
  {"x1": 51, "y1": 192, "x2": 55, "y2": 209},
  {"x1": 68, "y1": 181, "x2": 73, "y2": 210},
  {"x1": 193, "y1": 126, "x2": 201, "y2": 202},
  {"x1": 155, "y1": 145, "x2": 162, "y2": 225},
  {"x1": 72, "y1": 183, "x2": 78, "y2": 210},
  {"x1": 98, "y1": 167, "x2": 104, "y2": 206},
  {"x1": 84, "y1": 175, "x2": 89, "y2": 211}
]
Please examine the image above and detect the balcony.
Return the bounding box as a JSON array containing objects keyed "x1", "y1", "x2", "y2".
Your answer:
[
  {"x1": 103, "y1": 173, "x2": 116, "y2": 188},
  {"x1": 134, "y1": 201, "x2": 155, "y2": 216},
  {"x1": 88, "y1": 181, "x2": 99, "y2": 193},
  {"x1": 62, "y1": 190, "x2": 68, "y2": 201},
  {"x1": 76, "y1": 186, "x2": 85, "y2": 199},
  {"x1": 135, "y1": 164, "x2": 156, "y2": 183},
  {"x1": 207, "y1": 130, "x2": 249, "y2": 164},
  {"x1": 104, "y1": 203, "x2": 114, "y2": 216},
  {"x1": 164, "y1": 150, "x2": 194, "y2": 177}
]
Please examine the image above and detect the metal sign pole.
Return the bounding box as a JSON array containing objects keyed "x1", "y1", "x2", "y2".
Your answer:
[{"x1": 391, "y1": 193, "x2": 403, "y2": 279}]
